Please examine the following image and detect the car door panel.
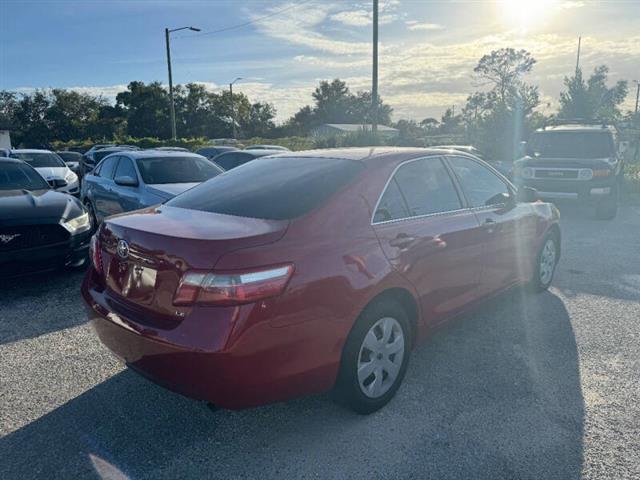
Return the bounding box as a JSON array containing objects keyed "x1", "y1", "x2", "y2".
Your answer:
[
  {"x1": 446, "y1": 155, "x2": 538, "y2": 294},
  {"x1": 371, "y1": 157, "x2": 484, "y2": 326}
]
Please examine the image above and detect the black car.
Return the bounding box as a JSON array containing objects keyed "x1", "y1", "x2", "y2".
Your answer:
[
  {"x1": 210, "y1": 149, "x2": 274, "y2": 170},
  {"x1": 56, "y1": 151, "x2": 83, "y2": 175},
  {"x1": 513, "y1": 121, "x2": 623, "y2": 219},
  {"x1": 81, "y1": 146, "x2": 138, "y2": 177},
  {"x1": 195, "y1": 145, "x2": 237, "y2": 159},
  {"x1": 0, "y1": 158, "x2": 92, "y2": 277}
]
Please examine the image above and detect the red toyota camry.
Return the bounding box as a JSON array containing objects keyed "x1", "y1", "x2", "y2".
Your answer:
[{"x1": 82, "y1": 148, "x2": 560, "y2": 413}]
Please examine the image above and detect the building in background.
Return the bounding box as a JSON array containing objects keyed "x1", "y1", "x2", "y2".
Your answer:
[{"x1": 311, "y1": 123, "x2": 399, "y2": 139}]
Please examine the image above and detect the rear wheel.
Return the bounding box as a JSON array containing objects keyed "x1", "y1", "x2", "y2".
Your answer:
[
  {"x1": 595, "y1": 182, "x2": 618, "y2": 220},
  {"x1": 529, "y1": 232, "x2": 559, "y2": 292},
  {"x1": 334, "y1": 299, "x2": 411, "y2": 414}
]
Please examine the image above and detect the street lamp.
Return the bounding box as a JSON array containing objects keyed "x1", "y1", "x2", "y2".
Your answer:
[
  {"x1": 229, "y1": 77, "x2": 243, "y2": 139},
  {"x1": 165, "y1": 26, "x2": 200, "y2": 140},
  {"x1": 634, "y1": 80, "x2": 639, "y2": 115}
]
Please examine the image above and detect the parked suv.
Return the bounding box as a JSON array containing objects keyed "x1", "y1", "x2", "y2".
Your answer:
[{"x1": 513, "y1": 121, "x2": 623, "y2": 219}]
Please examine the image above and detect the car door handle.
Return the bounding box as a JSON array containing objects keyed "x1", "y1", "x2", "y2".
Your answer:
[
  {"x1": 390, "y1": 234, "x2": 415, "y2": 248},
  {"x1": 484, "y1": 218, "x2": 496, "y2": 233}
]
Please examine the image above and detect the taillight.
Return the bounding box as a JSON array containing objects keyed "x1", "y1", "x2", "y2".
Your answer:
[
  {"x1": 173, "y1": 264, "x2": 294, "y2": 306},
  {"x1": 89, "y1": 234, "x2": 103, "y2": 275}
]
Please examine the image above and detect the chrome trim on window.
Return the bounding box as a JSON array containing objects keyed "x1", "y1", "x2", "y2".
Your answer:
[{"x1": 370, "y1": 155, "x2": 466, "y2": 226}]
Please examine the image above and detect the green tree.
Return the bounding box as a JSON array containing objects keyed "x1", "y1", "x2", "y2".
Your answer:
[
  {"x1": 116, "y1": 81, "x2": 171, "y2": 138},
  {"x1": 558, "y1": 66, "x2": 628, "y2": 121}
]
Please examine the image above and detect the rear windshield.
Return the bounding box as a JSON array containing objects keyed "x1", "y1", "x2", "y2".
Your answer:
[
  {"x1": 528, "y1": 131, "x2": 615, "y2": 159},
  {"x1": 136, "y1": 156, "x2": 223, "y2": 184},
  {"x1": 167, "y1": 156, "x2": 365, "y2": 220},
  {"x1": 10, "y1": 152, "x2": 65, "y2": 168},
  {"x1": 0, "y1": 163, "x2": 50, "y2": 190}
]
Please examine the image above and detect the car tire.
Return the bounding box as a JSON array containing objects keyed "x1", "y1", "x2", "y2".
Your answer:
[
  {"x1": 334, "y1": 299, "x2": 412, "y2": 414},
  {"x1": 595, "y1": 182, "x2": 618, "y2": 220},
  {"x1": 528, "y1": 231, "x2": 559, "y2": 292}
]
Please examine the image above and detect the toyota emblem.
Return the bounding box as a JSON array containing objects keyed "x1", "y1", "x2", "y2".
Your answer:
[{"x1": 116, "y1": 239, "x2": 130, "y2": 260}]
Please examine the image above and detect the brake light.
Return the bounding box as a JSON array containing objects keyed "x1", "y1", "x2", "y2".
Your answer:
[
  {"x1": 173, "y1": 264, "x2": 295, "y2": 306},
  {"x1": 89, "y1": 234, "x2": 103, "y2": 275},
  {"x1": 593, "y1": 169, "x2": 610, "y2": 177}
]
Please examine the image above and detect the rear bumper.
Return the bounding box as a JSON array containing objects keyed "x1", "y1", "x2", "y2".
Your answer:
[
  {"x1": 0, "y1": 233, "x2": 90, "y2": 277},
  {"x1": 81, "y1": 270, "x2": 341, "y2": 409}
]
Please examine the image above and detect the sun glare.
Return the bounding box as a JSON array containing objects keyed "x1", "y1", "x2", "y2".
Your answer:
[{"x1": 499, "y1": 0, "x2": 559, "y2": 31}]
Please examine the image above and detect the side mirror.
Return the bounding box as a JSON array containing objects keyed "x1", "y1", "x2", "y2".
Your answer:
[
  {"x1": 49, "y1": 178, "x2": 68, "y2": 189},
  {"x1": 114, "y1": 175, "x2": 139, "y2": 187},
  {"x1": 516, "y1": 186, "x2": 538, "y2": 203}
]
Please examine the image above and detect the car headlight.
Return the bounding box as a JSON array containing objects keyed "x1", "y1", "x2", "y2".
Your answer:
[
  {"x1": 62, "y1": 212, "x2": 91, "y2": 234},
  {"x1": 578, "y1": 168, "x2": 593, "y2": 180},
  {"x1": 65, "y1": 171, "x2": 78, "y2": 183},
  {"x1": 517, "y1": 166, "x2": 534, "y2": 179}
]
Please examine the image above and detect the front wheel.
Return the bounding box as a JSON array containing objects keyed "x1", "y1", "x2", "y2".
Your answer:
[
  {"x1": 529, "y1": 232, "x2": 559, "y2": 292},
  {"x1": 334, "y1": 299, "x2": 412, "y2": 414}
]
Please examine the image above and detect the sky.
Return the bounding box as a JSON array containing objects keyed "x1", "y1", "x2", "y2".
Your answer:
[{"x1": 1, "y1": 0, "x2": 639, "y2": 123}]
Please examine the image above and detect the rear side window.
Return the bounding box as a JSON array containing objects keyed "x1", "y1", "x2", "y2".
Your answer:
[
  {"x1": 98, "y1": 156, "x2": 119, "y2": 179},
  {"x1": 215, "y1": 152, "x2": 253, "y2": 170},
  {"x1": 167, "y1": 156, "x2": 364, "y2": 220},
  {"x1": 374, "y1": 158, "x2": 461, "y2": 221}
]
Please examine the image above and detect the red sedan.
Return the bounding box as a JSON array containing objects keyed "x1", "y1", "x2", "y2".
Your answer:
[{"x1": 82, "y1": 148, "x2": 560, "y2": 413}]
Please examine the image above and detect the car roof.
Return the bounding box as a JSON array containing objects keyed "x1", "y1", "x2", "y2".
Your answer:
[
  {"x1": 256, "y1": 147, "x2": 470, "y2": 163},
  {"x1": 10, "y1": 149, "x2": 54, "y2": 154},
  {"x1": 0, "y1": 157, "x2": 29, "y2": 164},
  {"x1": 538, "y1": 124, "x2": 615, "y2": 133},
  {"x1": 118, "y1": 150, "x2": 205, "y2": 159}
]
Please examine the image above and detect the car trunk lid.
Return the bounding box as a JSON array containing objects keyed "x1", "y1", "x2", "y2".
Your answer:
[{"x1": 99, "y1": 205, "x2": 289, "y2": 322}]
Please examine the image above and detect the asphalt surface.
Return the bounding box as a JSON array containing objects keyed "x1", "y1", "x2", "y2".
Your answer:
[{"x1": 1, "y1": 202, "x2": 639, "y2": 479}]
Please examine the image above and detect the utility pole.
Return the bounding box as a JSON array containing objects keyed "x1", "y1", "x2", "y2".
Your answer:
[
  {"x1": 165, "y1": 26, "x2": 200, "y2": 140},
  {"x1": 575, "y1": 36, "x2": 581, "y2": 76},
  {"x1": 229, "y1": 77, "x2": 242, "y2": 140},
  {"x1": 371, "y1": 0, "x2": 379, "y2": 134},
  {"x1": 634, "y1": 80, "x2": 639, "y2": 114}
]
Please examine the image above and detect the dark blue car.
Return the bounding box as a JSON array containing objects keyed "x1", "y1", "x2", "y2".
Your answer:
[{"x1": 81, "y1": 150, "x2": 223, "y2": 226}]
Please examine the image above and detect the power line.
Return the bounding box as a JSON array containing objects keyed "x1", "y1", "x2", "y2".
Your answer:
[{"x1": 174, "y1": 0, "x2": 316, "y2": 39}]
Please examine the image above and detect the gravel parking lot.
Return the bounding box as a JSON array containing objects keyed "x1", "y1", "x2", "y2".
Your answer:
[{"x1": 1, "y1": 203, "x2": 639, "y2": 480}]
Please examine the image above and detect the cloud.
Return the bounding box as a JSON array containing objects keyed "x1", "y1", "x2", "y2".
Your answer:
[
  {"x1": 406, "y1": 21, "x2": 445, "y2": 31},
  {"x1": 561, "y1": 1, "x2": 585, "y2": 9}
]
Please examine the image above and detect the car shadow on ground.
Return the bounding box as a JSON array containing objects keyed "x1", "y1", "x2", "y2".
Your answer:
[
  {"x1": 0, "y1": 267, "x2": 88, "y2": 345},
  {"x1": 0, "y1": 289, "x2": 584, "y2": 480}
]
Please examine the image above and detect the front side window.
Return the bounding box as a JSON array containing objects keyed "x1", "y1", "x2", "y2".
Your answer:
[
  {"x1": 0, "y1": 163, "x2": 50, "y2": 190},
  {"x1": 135, "y1": 156, "x2": 223, "y2": 185},
  {"x1": 448, "y1": 156, "x2": 510, "y2": 207},
  {"x1": 114, "y1": 157, "x2": 137, "y2": 180},
  {"x1": 98, "y1": 156, "x2": 119, "y2": 179}
]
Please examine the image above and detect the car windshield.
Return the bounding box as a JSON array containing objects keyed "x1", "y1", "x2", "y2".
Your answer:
[
  {"x1": 0, "y1": 163, "x2": 50, "y2": 190},
  {"x1": 167, "y1": 156, "x2": 365, "y2": 220},
  {"x1": 136, "y1": 156, "x2": 223, "y2": 184},
  {"x1": 94, "y1": 150, "x2": 122, "y2": 162},
  {"x1": 10, "y1": 152, "x2": 65, "y2": 168},
  {"x1": 528, "y1": 131, "x2": 615, "y2": 159}
]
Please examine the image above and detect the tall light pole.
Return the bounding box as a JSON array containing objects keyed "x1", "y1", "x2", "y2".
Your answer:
[
  {"x1": 165, "y1": 26, "x2": 200, "y2": 140},
  {"x1": 371, "y1": 0, "x2": 379, "y2": 134},
  {"x1": 229, "y1": 77, "x2": 243, "y2": 139}
]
